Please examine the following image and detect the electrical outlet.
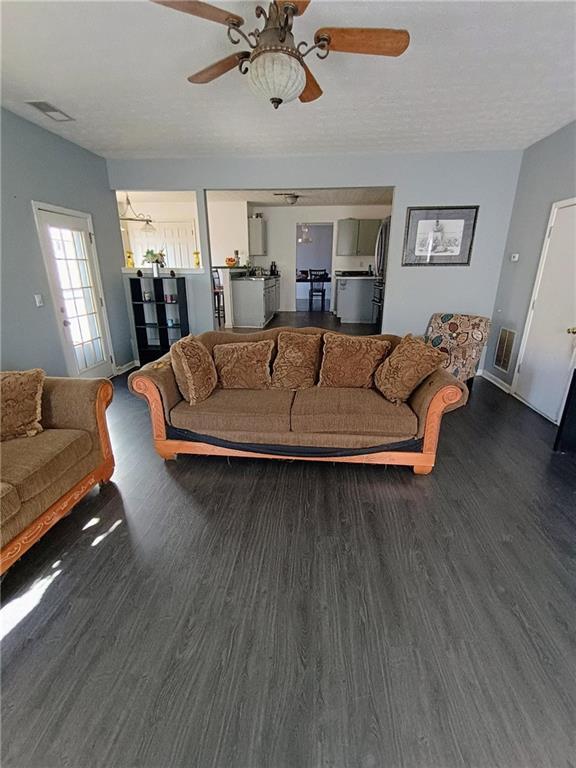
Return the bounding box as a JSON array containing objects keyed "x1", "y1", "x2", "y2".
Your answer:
[{"x1": 510, "y1": 253, "x2": 519, "y2": 262}]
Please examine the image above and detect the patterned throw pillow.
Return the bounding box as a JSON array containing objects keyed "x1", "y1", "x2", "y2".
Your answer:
[
  {"x1": 272, "y1": 331, "x2": 322, "y2": 390},
  {"x1": 213, "y1": 340, "x2": 274, "y2": 389},
  {"x1": 318, "y1": 333, "x2": 391, "y2": 388},
  {"x1": 171, "y1": 336, "x2": 217, "y2": 404},
  {"x1": 0, "y1": 368, "x2": 45, "y2": 441},
  {"x1": 375, "y1": 334, "x2": 447, "y2": 403}
]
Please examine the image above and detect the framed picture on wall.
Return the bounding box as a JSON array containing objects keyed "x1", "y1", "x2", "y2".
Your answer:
[{"x1": 402, "y1": 206, "x2": 479, "y2": 266}]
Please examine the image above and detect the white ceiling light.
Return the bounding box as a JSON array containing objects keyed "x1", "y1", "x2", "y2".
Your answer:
[{"x1": 248, "y1": 48, "x2": 305, "y2": 109}]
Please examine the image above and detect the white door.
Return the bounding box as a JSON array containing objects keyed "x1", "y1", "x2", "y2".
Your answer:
[
  {"x1": 513, "y1": 199, "x2": 576, "y2": 423},
  {"x1": 34, "y1": 204, "x2": 114, "y2": 378}
]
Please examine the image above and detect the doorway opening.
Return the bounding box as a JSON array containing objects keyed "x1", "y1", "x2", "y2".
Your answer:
[
  {"x1": 511, "y1": 197, "x2": 576, "y2": 424},
  {"x1": 296, "y1": 223, "x2": 333, "y2": 312},
  {"x1": 205, "y1": 187, "x2": 394, "y2": 334}
]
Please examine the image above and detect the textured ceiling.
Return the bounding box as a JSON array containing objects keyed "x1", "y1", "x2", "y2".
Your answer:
[
  {"x1": 2, "y1": 1, "x2": 575, "y2": 158},
  {"x1": 208, "y1": 187, "x2": 394, "y2": 205}
]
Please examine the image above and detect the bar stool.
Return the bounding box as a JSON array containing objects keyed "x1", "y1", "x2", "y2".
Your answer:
[
  {"x1": 212, "y1": 268, "x2": 225, "y2": 326},
  {"x1": 308, "y1": 269, "x2": 327, "y2": 312}
]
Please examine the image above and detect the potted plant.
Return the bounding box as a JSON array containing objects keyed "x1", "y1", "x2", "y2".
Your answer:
[{"x1": 142, "y1": 249, "x2": 166, "y2": 277}]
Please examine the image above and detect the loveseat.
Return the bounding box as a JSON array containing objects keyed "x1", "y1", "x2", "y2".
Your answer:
[
  {"x1": 0, "y1": 377, "x2": 114, "y2": 573},
  {"x1": 129, "y1": 327, "x2": 467, "y2": 475}
]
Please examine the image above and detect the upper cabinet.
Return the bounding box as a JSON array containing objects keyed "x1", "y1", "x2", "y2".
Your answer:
[
  {"x1": 357, "y1": 220, "x2": 382, "y2": 256},
  {"x1": 248, "y1": 217, "x2": 267, "y2": 257},
  {"x1": 337, "y1": 219, "x2": 382, "y2": 257},
  {"x1": 336, "y1": 219, "x2": 359, "y2": 257}
]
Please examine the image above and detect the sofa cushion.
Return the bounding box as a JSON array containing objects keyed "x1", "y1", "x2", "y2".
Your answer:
[
  {"x1": 272, "y1": 331, "x2": 322, "y2": 390},
  {"x1": 213, "y1": 340, "x2": 274, "y2": 389},
  {"x1": 170, "y1": 389, "x2": 295, "y2": 433},
  {"x1": 375, "y1": 334, "x2": 448, "y2": 404},
  {"x1": 318, "y1": 333, "x2": 391, "y2": 388},
  {"x1": 1, "y1": 368, "x2": 45, "y2": 442},
  {"x1": 291, "y1": 388, "x2": 418, "y2": 435},
  {"x1": 0, "y1": 429, "x2": 92, "y2": 502},
  {"x1": 171, "y1": 336, "x2": 217, "y2": 404},
  {"x1": 0, "y1": 451, "x2": 100, "y2": 549},
  {"x1": 0, "y1": 481, "x2": 21, "y2": 525}
]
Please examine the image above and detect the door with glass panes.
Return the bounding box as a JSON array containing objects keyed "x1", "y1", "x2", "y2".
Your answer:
[{"x1": 34, "y1": 205, "x2": 114, "y2": 378}]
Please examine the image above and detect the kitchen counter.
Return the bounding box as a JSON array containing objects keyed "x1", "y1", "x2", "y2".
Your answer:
[
  {"x1": 334, "y1": 276, "x2": 375, "y2": 280},
  {"x1": 231, "y1": 275, "x2": 280, "y2": 282},
  {"x1": 334, "y1": 276, "x2": 377, "y2": 324}
]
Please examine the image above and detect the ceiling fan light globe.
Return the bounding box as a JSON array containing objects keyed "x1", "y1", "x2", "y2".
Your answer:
[{"x1": 248, "y1": 50, "x2": 306, "y2": 107}]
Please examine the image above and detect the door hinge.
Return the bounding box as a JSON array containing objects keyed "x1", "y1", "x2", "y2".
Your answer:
[
  {"x1": 99, "y1": 297, "x2": 104, "y2": 307},
  {"x1": 517, "y1": 363, "x2": 521, "y2": 373},
  {"x1": 110, "y1": 355, "x2": 113, "y2": 364},
  {"x1": 547, "y1": 225, "x2": 553, "y2": 239},
  {"x1": 88, "y1": 232, "x2": 94, "y2": 244}
]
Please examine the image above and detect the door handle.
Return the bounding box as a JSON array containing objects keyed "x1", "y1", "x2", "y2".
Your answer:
[
  {"x1": 63, "y1": 320, "x2": 71, "y2": 327},
  {"x1": 567, "y1": 327, "x2": 576, "y2": 335}
]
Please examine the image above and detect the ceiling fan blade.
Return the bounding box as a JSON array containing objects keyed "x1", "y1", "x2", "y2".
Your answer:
[
  {"x1": 283, "y1": 0, "x2": 311, "y2": 15},
  {"x1": 152, "y1": 0, "x2": 244, "y2": 27},
  {"x1": 188, "y1": 52, "x2": 249, "y2": 83},
  {"x1": 315, "y1": 27, "x2": 410, "y2": 57},
  {"x1": 299, "y1": 64, "x2": 322, "y2": 103}
]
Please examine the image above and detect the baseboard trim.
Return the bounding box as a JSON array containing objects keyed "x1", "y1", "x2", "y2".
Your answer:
[
  {"x1": 114, "y1": 360, "x2": 138, "y2": 376},
  {"x1": 479, "y1": 369, "x2": 512, "y2": 393}
]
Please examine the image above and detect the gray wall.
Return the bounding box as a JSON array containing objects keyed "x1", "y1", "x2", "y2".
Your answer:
[
  {"x1": 485, "y1": 121, "x2": 576, "y2": 384},
  {"x1": 1, "y1": 108, "x2": 132, "y2": 375},
  {"x1": 107, "y1": 149, "x2": 522, "y2": 336}
]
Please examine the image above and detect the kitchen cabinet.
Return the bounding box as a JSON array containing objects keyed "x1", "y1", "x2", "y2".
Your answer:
[
  {"x1": 231, "y1": 276, "x2": 279, "y2": 328},
  {"x1": 357, "y1": 220, "x2": 382, "y2": 256},
  {"x1": 336, "y1": 218, "x2": 381, "y2": 257},
  {"x1": 335, "y1": 277, "x2": 376, "y2": 323},
  {"x1": 248, "y1": 217, "x2": 267, "y2": 256},
  {"x1": 335, "y1": 219, "x2": 359, "y2": 257}
]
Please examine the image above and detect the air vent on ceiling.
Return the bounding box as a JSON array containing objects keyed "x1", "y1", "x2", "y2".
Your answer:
[
  {"x1": 494, "y1": 327, "x2": 515, "y2": 372},
  {"x1": 26, "y1": 101, "x2": 74, "y2": 122}
]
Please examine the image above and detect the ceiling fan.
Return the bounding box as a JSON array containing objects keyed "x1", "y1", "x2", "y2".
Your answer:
[{"x1": 152, "y1": 0, "x2": 410, "y2": 109}]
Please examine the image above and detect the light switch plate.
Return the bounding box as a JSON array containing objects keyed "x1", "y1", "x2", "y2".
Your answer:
[{"x1": 34, "y1": 293, "x2": 44, "y2": 307}]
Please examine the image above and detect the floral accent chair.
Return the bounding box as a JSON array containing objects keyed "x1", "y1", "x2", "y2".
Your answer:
[{"x1": 424, "y1": 313, "x2": 491, "y2": 385}]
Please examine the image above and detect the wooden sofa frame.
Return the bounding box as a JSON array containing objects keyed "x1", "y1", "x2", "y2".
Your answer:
[
  {"x1": 130, "y1": 375, "x2": 462, "y2": 475},
  {"x1": 0, "y1": 380, "x2": 114, "y2": 575}
]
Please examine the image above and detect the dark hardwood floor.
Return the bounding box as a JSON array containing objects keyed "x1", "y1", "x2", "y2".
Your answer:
[
  {"x1": 233, "y1": 310, "x2": 380, "y2": 335},
  {"x1": 2, "y1": 376, "x2": 576, "y2": 768}
]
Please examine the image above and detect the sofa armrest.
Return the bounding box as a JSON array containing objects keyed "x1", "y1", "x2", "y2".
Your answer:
[
  {"x1": 128, "y1": 354, "x2": 182, "y2": 423},
  {"x1": 42, "y1": 377, "x2": 112, "y2": 433},
  {"x1": 409, "y1": 369, "x2": 468, "y2": 439},
  {"x1": 41, "y1": 377, "x2": 114, "y2": 476}
]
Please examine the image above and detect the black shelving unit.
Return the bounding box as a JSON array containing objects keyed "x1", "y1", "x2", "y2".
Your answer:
[{"x1": 129, "y1": 276, "x2": 189, "y2": 364}]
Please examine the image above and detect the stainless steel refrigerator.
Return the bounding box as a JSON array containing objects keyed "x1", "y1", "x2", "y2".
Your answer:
[{"x1": 372, "y1": 217, "x2": 391, "y2": 326}]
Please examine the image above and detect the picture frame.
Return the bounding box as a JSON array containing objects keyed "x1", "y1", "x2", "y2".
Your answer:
[{"x1": 402, "y1": 206, "x2": 479, "y2": 266}]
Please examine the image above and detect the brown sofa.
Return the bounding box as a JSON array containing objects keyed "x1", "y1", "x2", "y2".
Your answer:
[
  {"x1": 129, "y1": 327, "x2": 467, "y2": 474},
  {"x1": 0, "y1": 377, "x2": 114, "y2": 573}
]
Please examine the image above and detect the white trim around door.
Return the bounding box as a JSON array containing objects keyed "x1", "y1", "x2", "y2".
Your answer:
[{"x1": 32, "y1": 201, "x2": 117, "y2": 378}]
